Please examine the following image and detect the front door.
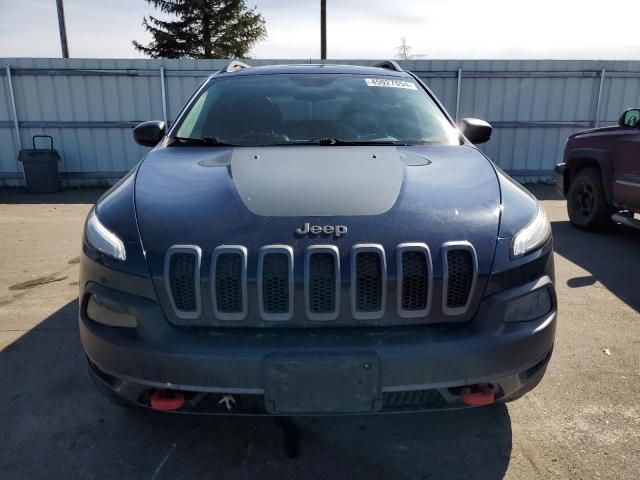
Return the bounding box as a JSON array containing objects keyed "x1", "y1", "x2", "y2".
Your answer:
[{"x1": 613, "y1": 109, "x2": 640, "y2": 210}]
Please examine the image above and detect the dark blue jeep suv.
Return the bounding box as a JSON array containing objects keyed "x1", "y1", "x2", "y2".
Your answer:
[{"x1": 79, "y1": 61, "x2": 556, "y2": 415}]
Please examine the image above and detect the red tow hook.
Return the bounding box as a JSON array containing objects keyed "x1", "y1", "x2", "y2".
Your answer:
[
  {"x1": 460, "y1": 383, "x2": 495, "y2": 406},
  {"x1": 150, "y1": 389, "x2": 185, "y2": 411}
]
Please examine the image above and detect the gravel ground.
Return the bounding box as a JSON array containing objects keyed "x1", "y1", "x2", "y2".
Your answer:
[{"x1": 0, "y1": 185, "x2": 638, "y2": 479}]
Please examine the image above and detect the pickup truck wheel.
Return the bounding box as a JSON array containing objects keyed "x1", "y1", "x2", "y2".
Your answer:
[{"x1": 567, "y1": 167, "x2": 613, "y2": 231}]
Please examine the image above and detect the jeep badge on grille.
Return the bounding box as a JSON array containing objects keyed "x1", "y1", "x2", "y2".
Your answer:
[{"x1": 295, "y1": 222, "x2": 348, "y2": 238}]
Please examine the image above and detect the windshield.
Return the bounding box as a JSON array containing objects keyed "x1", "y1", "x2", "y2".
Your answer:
[{"x1": 173, "y1": 73, "x2": 460, "y2": 146}]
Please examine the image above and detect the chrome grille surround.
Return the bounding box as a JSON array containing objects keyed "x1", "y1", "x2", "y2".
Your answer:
[
  {"x1": 350, "y1": 244, "x2": 387, "y2": 320},
  {"x1": 396, "y1": 243, "x2": 433, "y2": 318},
  {"x1": 163, "y1": 240, "x2": 479, "y2": 324},
  {"x1": 257, "y1": 245, "x2": 294, "y2": 321},
  {"x1": 441, "y1": 241, "x2": 478, "y2": 316},
  {"x1": 211, "y1": 245, "x2": 248, "y2": 321},
  {"x1": 304, "y1": 245, "x2": 340, "y2": 321},
  {"x1": 164, "y1": 245, "x2": 202, "y2": 320}
]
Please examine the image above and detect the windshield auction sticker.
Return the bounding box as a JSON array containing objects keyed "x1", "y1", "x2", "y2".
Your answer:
[{"x1": 365, "y1": 78, "x2": 417, "y2": 90}]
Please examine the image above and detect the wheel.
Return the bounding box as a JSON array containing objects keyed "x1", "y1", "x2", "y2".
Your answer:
[{"x1": 567, "y1": 167, "x2": 613, "y2": 231}]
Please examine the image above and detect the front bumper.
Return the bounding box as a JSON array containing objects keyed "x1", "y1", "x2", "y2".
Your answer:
[
  {"x1": 80, "y1": 275, "x2": 556, "y2": 415},
  {"x1": 555, "y1": 163, "x2": 567, "y2": 197}
]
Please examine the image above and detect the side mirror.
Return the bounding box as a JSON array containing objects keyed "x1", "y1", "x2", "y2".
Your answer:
[
  {"x1": 619, "y1": 108, "x2": 640, "y2": 128},
  {"x1": 133, "y1": 120, "x2": 166, "y2": 147},
  {"x1": 459, "y1": 118, "x2": 492, "y2": 144}
]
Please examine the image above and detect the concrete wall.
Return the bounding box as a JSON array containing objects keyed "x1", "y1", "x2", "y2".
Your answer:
[{"x1": 2, "y1": 58, "x2": 640, "y2": 186}]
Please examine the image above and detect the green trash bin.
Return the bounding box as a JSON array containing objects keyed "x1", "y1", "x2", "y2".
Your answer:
[{"x1": 18, "y1": 135, "x2": 61, "y2": 193}]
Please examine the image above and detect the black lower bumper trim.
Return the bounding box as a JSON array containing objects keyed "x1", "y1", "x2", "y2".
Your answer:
[
  {"x1": 88, "y1": 348, "x2": 552, "y2": 415},
  {"x1": 81, "y1": 276, "x2": 557, "y2": 414}
]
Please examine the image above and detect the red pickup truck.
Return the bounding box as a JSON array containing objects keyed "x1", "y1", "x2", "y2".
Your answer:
[{"x1": 556, "y1": 107, "x2": 640, "y2": 231}]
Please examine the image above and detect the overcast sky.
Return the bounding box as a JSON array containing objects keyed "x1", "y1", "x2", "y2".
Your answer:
[{"x1": 1, "y1": 0, "x2": 639, "y2": 60}]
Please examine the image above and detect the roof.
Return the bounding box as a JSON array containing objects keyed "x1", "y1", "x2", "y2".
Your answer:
[{"x1": 216, "y1": 63, "x2": 412, "y2": 78}]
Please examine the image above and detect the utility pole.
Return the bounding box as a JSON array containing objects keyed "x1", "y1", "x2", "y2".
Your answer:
[
  {"x1": 56, "y1": 0, "x2": 70, "y2": 58},
  {"x1": 396, "y1": 37, "x2": 411, "y2": 60},
  {"x1": 395, "y1": 37, "x2": 427, "y2": 60},
  {"x1": 320, "y1": 0, "x2": 326, "y2": 59}
]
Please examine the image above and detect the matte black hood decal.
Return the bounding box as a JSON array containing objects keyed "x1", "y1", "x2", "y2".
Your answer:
[{"x1": 231, "y1": 146, "x2": 403, "y2": 216}]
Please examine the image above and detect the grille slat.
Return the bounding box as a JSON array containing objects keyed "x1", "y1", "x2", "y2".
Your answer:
[
  {"x1": 402, "y1": 252, "x2": 427, "y2": 309},
  {"x1": 170, "y1": 254, "x2": 196, "y2": 311},
  {"x1": 165, "y1": 246, "x2": 201, "y2": 320},
  {"x1": 396, "y1": 243, "x2": 432, "y2": 318},
  {"x1": 212, "y1": 246, "x2": 247, "y2": 321},
  {"x1": 309, "y1": 254, "x2": 335, "y2": 312},
  {"x1": 262, "y1": 254, "x2": 289, "y2": 313},
  {"x1": 351, "y1": 245, "x2": 386, "y2": 320},
  {"x1": 305, "y1": 246, "x2": 340, "y2": 321},
  {"x1": 356, "y1": 253, "x2": 382, "y2": 311},
  {"x1": 216, "y1": 254, "x2": 242, "y2": 312},
  {"x1": 442, "y1": 242, "x2": 477, "y2": 315},
  {"x1": 446, "y1": 250, "x2": 473, "y2": 307},
  {"x1": 258, "y1": 246, "x2": 294, "y2": 321}
]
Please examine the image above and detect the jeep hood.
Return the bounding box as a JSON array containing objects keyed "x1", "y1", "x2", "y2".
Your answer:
[{"x1": 135, "y1": 144, "x2": 500, "y2": 275}]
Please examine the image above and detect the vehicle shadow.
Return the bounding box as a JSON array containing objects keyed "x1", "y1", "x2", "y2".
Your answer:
[
  {"x1": 0, "y1": 188, "x2": 106, "y2": 205},
  {"x1": 0, "y1": 300, "x2": 513, "y2": 480},
  {"x1": 552, "y1": 220, "x2": 640, "y2": 312}
]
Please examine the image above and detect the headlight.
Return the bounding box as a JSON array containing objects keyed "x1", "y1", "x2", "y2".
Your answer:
[
  {"x1": 512, "y1": 206, "x2": 551, "y2": 257},
  {"x1": 85, "y1": 209, "x2": 126, "y2": 261}
]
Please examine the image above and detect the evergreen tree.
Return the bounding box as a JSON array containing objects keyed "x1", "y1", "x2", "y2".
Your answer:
[{"x1": 133, "y1": 0, "x2": 267, "y2": 59}]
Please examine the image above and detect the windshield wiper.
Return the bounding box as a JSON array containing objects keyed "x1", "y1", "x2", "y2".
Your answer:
[
  {"x1": 171, "y1": 136, "x2": 239, "y2": 147},
  {"x1": 316, "y1": 137, "x2": 409, "y2": 146},
  {"x1": 170, "y1": 136, "x2": 409, "y2": 147}
]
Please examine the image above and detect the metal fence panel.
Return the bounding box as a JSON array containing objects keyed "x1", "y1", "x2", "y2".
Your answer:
[{"x1": 2, "y1": 57, "x2": 640, "y2": 186}]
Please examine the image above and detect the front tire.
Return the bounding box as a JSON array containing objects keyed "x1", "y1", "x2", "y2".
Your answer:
[{"x1": 567, "y1": 167, "x2": 613, "y2": 231}]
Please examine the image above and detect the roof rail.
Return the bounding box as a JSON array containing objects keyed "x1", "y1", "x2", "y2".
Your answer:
[
  {"x1": 373, "y1": 60, "x2": 403, "y2": 72},
  {"x1": 221, "y1": 60, "x2": 251, "y2": 73}
]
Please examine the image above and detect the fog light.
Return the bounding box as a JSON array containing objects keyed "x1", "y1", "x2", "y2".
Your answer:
[
  {"x1": 86, "y1": 294, "x2": 137, "y2": 328},
  {"x1": 504, "y1": 288, "x2": 552, "y2": 323}
]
